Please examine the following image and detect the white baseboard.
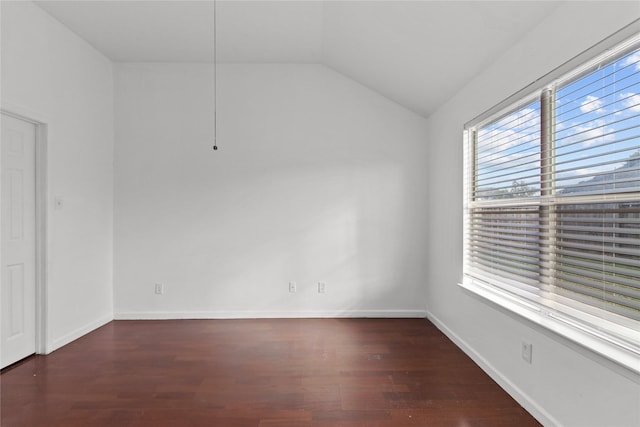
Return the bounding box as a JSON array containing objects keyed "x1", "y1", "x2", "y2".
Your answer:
[
  {"x1": 425, "y1": 310, "x2": 560, "y2": 427},
  {"x1": 47, "y1": 314, "x2": 113, "y2": 354},
  {"x1": 114, "y1": 309, "x2": 426, "y2": 320}
]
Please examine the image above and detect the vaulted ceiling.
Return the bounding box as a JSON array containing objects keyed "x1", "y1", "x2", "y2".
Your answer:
[{"x1": 34, "y1": 1, "x2": 560, "y2": 118}]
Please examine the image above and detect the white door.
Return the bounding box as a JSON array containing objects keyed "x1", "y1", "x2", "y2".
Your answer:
[{"x1": 1, "y1": 113, "x2": 36, "y2": 369}]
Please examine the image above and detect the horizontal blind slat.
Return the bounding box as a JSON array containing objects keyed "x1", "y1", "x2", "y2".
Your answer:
[
  {"x1": 556, "y1": 258, "x2": 640, "y2": 289},
  {"x1": 555, "y1": 240, "x2": 640, "y2": 257},
  {"x1": 555, "y1": 264, "x2": 640, "y2": 289},
  {"x1": 556, "y1": 232, "x2": 640, "y2": 246},
  {"x1": 556, "y1": 224, "x2": 640, "y2": 236},
  {"x1": 555, "y1": 248, "x2": 640, "y2": 268},
  {"x1": 553, "y1": 278, "x2": 640, "y2": 312}
]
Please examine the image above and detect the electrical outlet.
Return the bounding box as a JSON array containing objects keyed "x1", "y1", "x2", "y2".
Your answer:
[
  {"x1": 521, "y1": 342, "x2": 533, "y2": 364},
  {"x1": 54, "y1": 197, "x2": 64, "y2": 210},
  {"x1": 155, "y1": 283, "x2": 164, "y2": 295},
  {"x1": 289, "y1": 281, "x2": 297, "y2": 293},
  {"x1": 318, "y1": 282, "x2": 326, "y2": 294}
]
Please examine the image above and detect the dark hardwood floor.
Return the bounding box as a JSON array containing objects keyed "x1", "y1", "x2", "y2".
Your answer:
[{"x1": 1, "y1": 318, "x2": 540, "y2": 426}]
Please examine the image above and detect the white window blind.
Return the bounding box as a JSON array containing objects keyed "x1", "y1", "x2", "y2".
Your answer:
[
  {"x1": 551, "y1": 46, "x2": 640, "y2": 321},
  {"x1": 464, "y1": 35, "x2": 640, "y2": 369}
]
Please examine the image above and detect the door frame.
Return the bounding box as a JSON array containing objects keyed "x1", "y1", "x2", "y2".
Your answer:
[{"x1": 1, "y1": 107, "x2": 48, "y2": 355}]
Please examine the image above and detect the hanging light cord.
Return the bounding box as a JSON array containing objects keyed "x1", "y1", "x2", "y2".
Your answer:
[{"x1": 213, "y1": 0, "x2": 218, "y2": 151}]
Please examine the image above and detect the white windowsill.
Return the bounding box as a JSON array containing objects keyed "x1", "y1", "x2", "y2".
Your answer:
[{"x1": 459, "y1": 279, "x2": 640, "y2": 376}]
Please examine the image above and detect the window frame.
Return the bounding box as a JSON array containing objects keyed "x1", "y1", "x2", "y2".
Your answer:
[{"x1": 461, "y1": 25, "x2": 640, "y2": 375}]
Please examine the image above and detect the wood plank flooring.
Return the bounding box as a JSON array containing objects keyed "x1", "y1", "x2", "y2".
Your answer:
[{"x1": 1, "y1": 318, "x2": 541, "y2": 426}]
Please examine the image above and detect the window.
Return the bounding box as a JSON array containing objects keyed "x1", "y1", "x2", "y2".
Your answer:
[{"x1": 463, "y1": 34, "x2": 640, "y2": 373}]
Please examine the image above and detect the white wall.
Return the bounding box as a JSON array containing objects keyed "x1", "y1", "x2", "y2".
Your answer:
[
  {"x1": 114, "y1": 63, "x2": 428, "y2": 318},
  {"x1": 1, "y1": 2, "x2": 114, "y2": 352},
  {"x1": 425, "y1": 2, "x2": 640, "y2": 426}
]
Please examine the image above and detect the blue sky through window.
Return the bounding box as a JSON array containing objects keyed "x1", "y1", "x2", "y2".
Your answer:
[
  {"x1": 475, "y1": 46, "x2": 640, "y2": 200},
  {"x1": 555, "y1": 47, "x2": 640, "y2": 194}
]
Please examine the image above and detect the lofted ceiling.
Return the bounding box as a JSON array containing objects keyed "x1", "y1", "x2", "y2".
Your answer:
[{"x1": 34, "y1": 0, "x2": 560, "y2": 118}]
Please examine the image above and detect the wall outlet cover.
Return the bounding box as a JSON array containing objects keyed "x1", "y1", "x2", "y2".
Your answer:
[{"x1": 521, "y1": 342, "x2": 533, "y2": 364}]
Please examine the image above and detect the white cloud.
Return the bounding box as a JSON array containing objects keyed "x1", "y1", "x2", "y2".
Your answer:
[
  {"x1": 478, "y1": 108, "x2": 540, "y2": 152},
  {"x1": 572, "y1": 165, "x2": 612, "y2": 177},
  {"x1": 494, "y1": 108, "x2": 538, "y2": 132},
  {"x1": 580, "y1": 124, "x2": 613, "y2": 146},
  {"x1": 622, "y1": 51, "x2": 640, "y2": 71},
  {"x1": 580, "y1": 95, "x2": 604, "y2": 114},
  {"x1": 620, "y1": 92, "x2": 640, "y2": 113},
  {"x1": 564, "y1": 119, "x2": 614, "y2": 147},
  {"x1": 480, "y1": 151, "x2": 539, "y2": 170},
  {"x1": 558, "y1": 164, "x2": 617, "y2": 188}
]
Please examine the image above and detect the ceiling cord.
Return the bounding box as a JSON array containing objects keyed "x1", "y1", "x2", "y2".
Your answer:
[{"x1": 213, "y1": 0, "x2": 218, "y2": 151}]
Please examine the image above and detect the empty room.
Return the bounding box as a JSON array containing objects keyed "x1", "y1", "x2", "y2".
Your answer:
[{"x1": 1, "y1": 1, "x2": 639, "y2": 426}]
